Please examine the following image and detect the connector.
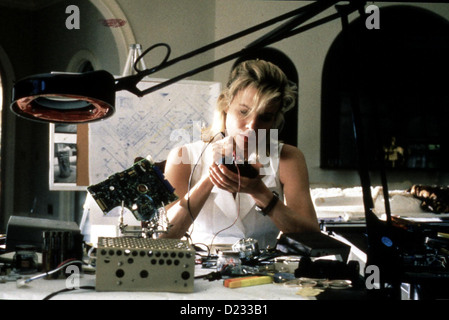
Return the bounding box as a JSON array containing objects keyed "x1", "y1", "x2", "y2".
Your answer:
[{"x1": 16, "y1": 278, "x2": 29, "y2": 288}]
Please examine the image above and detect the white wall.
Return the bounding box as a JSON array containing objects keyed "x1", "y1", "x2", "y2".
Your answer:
[{"x1": 116, "y1": 0, "x2": 216, "y2": 80}]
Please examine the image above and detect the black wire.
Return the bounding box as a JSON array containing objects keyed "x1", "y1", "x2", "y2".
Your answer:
[{"x1": 42, "y1": 286, "x2": 96, "y2": 300}]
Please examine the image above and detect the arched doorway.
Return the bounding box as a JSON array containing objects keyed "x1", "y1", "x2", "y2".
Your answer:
[{"x1": 321, "y1": 6, "x2": 449, "y2": 171}]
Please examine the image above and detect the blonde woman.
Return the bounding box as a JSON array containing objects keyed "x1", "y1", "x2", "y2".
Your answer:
[{"x1": 162, "y1": 59, "x2": 319, "y2": 248}]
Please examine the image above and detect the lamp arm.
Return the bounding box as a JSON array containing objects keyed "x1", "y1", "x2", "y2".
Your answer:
[
  {"x1": 245, "y1": 0, "x2": 339, "y2": 48},
  {"x1": 114, "y1": 0, "x2": 343, "y2": 97},
  {"x1": 10, "y1": 1, "x2": 364, "y2": 124}
]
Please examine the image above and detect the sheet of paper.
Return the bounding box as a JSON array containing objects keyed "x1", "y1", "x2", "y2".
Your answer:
[{"x1": 88, "y1": 78, "x2": 220, "y2": 184}]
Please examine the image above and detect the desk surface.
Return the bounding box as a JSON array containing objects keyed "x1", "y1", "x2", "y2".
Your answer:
[{"x1": 0, "y1": 266, "x2": 314, "y2": 301}]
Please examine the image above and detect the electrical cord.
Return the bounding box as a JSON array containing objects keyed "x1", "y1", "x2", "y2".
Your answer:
[
  {"x1": 42, "y1": 286, "x2": 96, "y2": 300},
  {"x1": 183, "y1": 132, "x2": 244, "y2": 257},
  {"x1": 15, "y1": 258, "x2": 95, "y2": 300},
  {"x1": 209, "y1": 160, "x2": 242, "y2": 250},
  {"x1": 186, "y1": 131, "x2": 225, "y2": 237},
  {"x1": 16, "y1": 258, "x2": 89, "y2": 288}
]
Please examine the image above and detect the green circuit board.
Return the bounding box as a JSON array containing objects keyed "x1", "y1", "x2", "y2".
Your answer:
[{"x1": 87, "y1": 159, "x2": 178, "y2": 221}]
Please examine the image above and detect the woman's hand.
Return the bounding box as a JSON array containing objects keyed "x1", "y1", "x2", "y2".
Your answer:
[
  {"x1": 208, "y1": 135, "x2": 234, "y2": 165},
  {"x1": 208, "y1": 162, "x2": 264, "y2": 195}
]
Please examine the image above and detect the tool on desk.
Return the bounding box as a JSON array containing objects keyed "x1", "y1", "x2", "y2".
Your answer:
[{"x1": 223, "y1": 275, "x2": 272, "y2": 288}]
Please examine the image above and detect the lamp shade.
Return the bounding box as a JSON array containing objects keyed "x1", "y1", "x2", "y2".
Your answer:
[{"x1": 10, "y1": 70, "x2": 116, "y2": 123}]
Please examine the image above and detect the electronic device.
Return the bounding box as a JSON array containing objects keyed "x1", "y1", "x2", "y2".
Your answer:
[
  {"x1": 87, "y1": 158, "x2": 178, "y2": 222},
  {"x1": 275, "y1": 232, "x2": 351, "y2": 263},
  {"x1": 295, "y1": 256, "x2": 360, "y2": 283},
  {"x1": 95, "y1": 237, "x2": 195, "y2": 293},
  {"x1": 221, "y1": 157, "x2": 259, "y2": 178},
  {"x1": 5, "y1": 216, "x2": 82, "y2": 253}
]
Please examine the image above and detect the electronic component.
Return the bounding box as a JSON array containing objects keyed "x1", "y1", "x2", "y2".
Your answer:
[
  {"x1": 276, "y1": 232, "x2": 351, "y2": 263},
  {"x1": 5, "y1": 216, "x2": 81, "y2": 253},
  {"x1": 232, "y1": 238, "x2": 260, "y2": 260},
  {"x1": 221, "y1": 157, "x2": 259, "y2": 178},
  {"x1": 95, "y1": 237, "x2": 195, "y2": 293},
  {"x1": 42, "y1": 231, "x2": 83, "y2": 279},
  {"x1": 224, "y1": 162, "x2": 259, "y2": 178},
  {"x1": 12, "y1": 245, "x2": 38, "y2": 274},
  {"x1": 295, "y1": 257, "x2": 360, "y2": 283},
  {"x1": 87, "y1": 159, "x2": 178, "y2": 222}
]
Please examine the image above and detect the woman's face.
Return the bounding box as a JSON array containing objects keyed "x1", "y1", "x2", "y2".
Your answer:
[{"x1": 225, "y1": 86, "x2": 280, "y2": 156}]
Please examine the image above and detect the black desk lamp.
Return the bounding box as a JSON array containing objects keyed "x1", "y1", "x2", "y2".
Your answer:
[{"x1": 10, "y1": 0, "x2": 345, "y2": 124}]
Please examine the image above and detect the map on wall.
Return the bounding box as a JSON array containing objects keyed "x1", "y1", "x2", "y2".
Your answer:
[{"x1": 88, "y1": 78, "x2": 221, "y2": 185}]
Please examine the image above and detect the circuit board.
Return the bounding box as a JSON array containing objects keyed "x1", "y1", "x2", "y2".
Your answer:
[{"x1": 87, "y1": 159, "x2": 178, "y2": 221}]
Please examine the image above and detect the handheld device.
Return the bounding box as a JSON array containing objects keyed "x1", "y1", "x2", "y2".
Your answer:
[{"x1": 223, "y1": 159, "x2": 259, "y2": 178}]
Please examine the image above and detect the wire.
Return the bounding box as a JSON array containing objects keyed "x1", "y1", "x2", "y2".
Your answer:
[
  {"x1": 42, "y1": 286, "x2": 96, "y2": 300},
  {"x1": 186, "y1": 132, "x2": 225, "y2": 237},
  {"x1": 17, "y1": 259, "x2": 88, "y2": 287},
  {"x1": 194, "y1": 242, "x2": 210, "y2": 257},
  {"x1": 209, "y1": 160, "x2": 242, "y2": 251},
  {"x1": 16, "y1": 258, "x2": 95, "y2": 300}
]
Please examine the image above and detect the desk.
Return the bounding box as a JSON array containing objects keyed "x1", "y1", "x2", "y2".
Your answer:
[
  {"x1": 0, "y1": 266, "x2": 316, "y2": 301},
  {"x1": 1, "y1": 232, "x2": 369, "y2": 301}
]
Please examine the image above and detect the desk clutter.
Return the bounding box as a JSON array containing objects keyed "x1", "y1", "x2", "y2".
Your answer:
[
  {"x1": 2, "y1": 160, "x2": 448, "y2": 299},
  {"x1": 2, "y1": 215, "x2": 449, "y2": 300},
  {"x1": 0, "y1": 160, "x2": 363, "y2": 299},
  {"x1": 1, "y1": 215, "x2": 367, "y2": 299}
]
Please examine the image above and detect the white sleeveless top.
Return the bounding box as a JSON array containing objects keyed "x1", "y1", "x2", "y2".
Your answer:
[{"x1": 184, "y1": 140, "x2": 283, "y2": 248}]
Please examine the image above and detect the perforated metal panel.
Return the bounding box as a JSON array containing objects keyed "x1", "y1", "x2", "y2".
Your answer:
[{"x1": 96, "y1": 237, "x2": 195, "y2": 292}]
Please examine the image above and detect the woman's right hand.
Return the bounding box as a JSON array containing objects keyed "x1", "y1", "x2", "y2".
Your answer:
[{"x1": 208, "y1": 135, "x2": 235, "y2": 166}]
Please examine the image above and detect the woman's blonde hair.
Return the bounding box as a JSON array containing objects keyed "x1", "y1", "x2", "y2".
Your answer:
[{"x1": 203, "y1": 59, "x2": 297, "y2": 141}]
